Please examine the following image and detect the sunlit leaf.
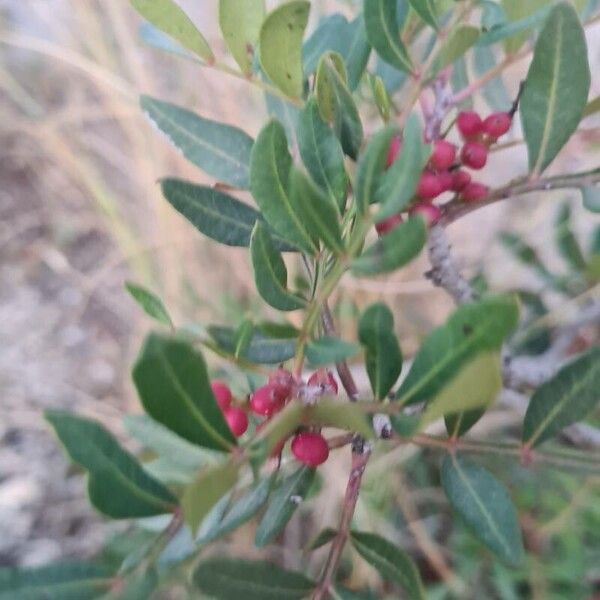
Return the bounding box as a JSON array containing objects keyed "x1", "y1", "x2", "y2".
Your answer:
[{"x1": 125, "y1": 281, "x2": 173, "y2": 327}]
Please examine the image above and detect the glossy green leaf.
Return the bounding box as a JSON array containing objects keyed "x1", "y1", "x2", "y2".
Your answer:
[
  {"x1": 409, "y1": 0, "x2": 438, "y2": 30},
  {"x1": 192, "y1": 557, "x2": 314, "y2": 600},
  {"x1": 305, "y1": 336, "x2": 361, "y2": 367},
  {"x1": 582, "y1": 186, "x2": 600, "y2": 212},
  {"x1": 255, "y1": 466, "x2": 316, "y2": 546},
  {"x1": 161, "y1": 179, "x2": 294, "y2": 251},
  {"x1": 310, "y1": 399, "x2": 374, "y2": 439},
  {"x1": 131, "y1": 0, "x2": 213, "y2": 61},
  {"x1": 125, "y1": 281, "x2": 172, "y2": 327},
  {"x1": 364, "y1": 0, "x2": 412, "y2": 72},
  {"x1": 45, "y1": 410, "x2": 176, "y2": 518},
  {"x1": 554, "y1": 203, "x2": 587, "y2": 271},
  {"x1": 250, "y1": 120, "x2": 318, "y2": 254},
  {"x1": 352, "y1": 215, "x2": 427, "y2": 276},
  {"x1": 219, "y1": 0, "x2": 264, "y2": 74},
  {"x1": 523, "y1": 346, "x2": 600, "y2": 447},
  {"x1": 358, "y1": 303, "x2": 402, "y2": 399},
  {"x1": 141, "y1": 96, "x2": 253, "y2": 189},
  {"x1": 441, "y1": 455, "x2": 524, "y2": 566},
  {"x1": 297, "y1": 98, "x2": 347, "y2": 208},
  {"x1": 132, "y1": 332, "x2": 236, "y2": 451},
  {"x1": 259, "y1": 1, "x2": 310, "y2": 98},
  {"x1": 520, "y1": 2, "x2": 591, "y2": 175},
  {"x1": 430, "y1": 25, "x2": 479, "y2": 77},
  {"x1": 250, "y1": 222, "x2": 306, "y2": 311},
  {"x1": 396, "y1": 295, "x2": 519, "y2": 406},
  {"x1": 350, "y1": 531, "x2": 425, "y2": 599}
]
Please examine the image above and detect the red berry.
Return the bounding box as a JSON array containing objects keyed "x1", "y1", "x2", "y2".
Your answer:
[
  {"x1": 409, "y1": 201, "x2": 442, "y2": 226},
  {"x1": 249, "y1": 384, "x2": 285, "y2": 417},
  {"x1": 482, "y1": 112, "x2": 511, "y2": 138},
  {"x1": 450, "y1": 169, "x2": 471, "y2": 192},
  {"x1": 211, "y1": 380, "x2": 232, "y2": 410},
  {"x1": 457, "y1": 111, "x2": 483, "y2": 139},
  {"x1": 429, "y1": 140, "x2": 456, "y2": 171},
  {"x1": 461, "y1": 141, "x2": 488, "y2": 170},
  {"x1": 291, "y1": 431, "x2": 329, "y2": 466},
  {"x1": 385, "y1": 136, "x2": 401, "y2": 168},
  {"x1": 307, "y1": 369, "x2": 338, "y2": 394},
  {"x1": 461, "y1": 182, "x2": 489, "y2": 202},
  {"x1": 416, "y1": 171, "x2": 444, "y2": 199},
  {"x1": 375, "y1": 213, "x2": 403, "y2": 236},
  {"x1": 437, "y1": 170, "x2": 454, "y2": 192},
  {"x1": 267, "y1": 368, "x2": 295, "y2": 401},
  {"x1": 223, "y1": 406, "x2": 248, "y2": 437}
]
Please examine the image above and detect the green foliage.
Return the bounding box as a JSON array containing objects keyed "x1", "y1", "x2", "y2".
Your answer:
[
  {"x1": 305, "y1": 335, "x2": 361, "y2": 366},
  {"x1": 554, "y1": 203, "x2": 587, "y2": 272},
  {"x1": 582, "y1": 186, "x2": 600, "y2": 212},
  {"x1": 125, "y1": 281, "x2": 173, "y2": 327},
  {"x1": 430, "y1": 25, "x2": 480, "y2": 77},
  {"x1": 409, "y1": 0, "x2": 438, "y2": 30}
]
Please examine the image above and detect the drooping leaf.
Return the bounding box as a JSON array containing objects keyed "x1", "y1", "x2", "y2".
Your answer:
[
  {"x1": 219, "y1": 0, "x2": 264, "y2": 74},
  {"x1": 305, "y1": 336, "x2": 361, "y2": 367},
  {"x1": 554, "y1": 203, "x2": 587, "y2": 271},
  {"x1": 409, "y1": 0, "x2": 438, "y2": 30},
  {"x1": 350, "y1": 531, "x2": 425, "y2": 599},
  {"x1": 45, "y1": 410, "x2": 177, "y2": 518},
  {"x1": 441, "y1": 455, "x2": 524, "y2": 566},
  {"x1": 141, "y1": 96, "x2": 253, "y2": 189},
  {"x1": 582, "y1": 186, "x2": 600, "y2": 212},
  {"x1": 364, "y1": 0, "x2": 412, "y2": 72},
  {"x1": 131, "y1": 0, "x2": 213, "y2": 61},
  {"x1": 358, "y1": 303, "x2": 402, "y2": 399},
  {"x1": 520, "y1": 2, "x2": 591, "y2": 175},
  {"x1": 523, "y1": 346, "x2": 600, "y2": 447},
  {"x1": 259, "y1": 1, "x2": 310, "y2": 98},
  {"x1": 192, "y1": 557, "x2": 315, "y2": 600},
  {"x1": 125, "y1": 281, "x2": 173, "y2": 327},
  {"x1": 310, "y1": 398, "x2": 374, "y2": 439},
  {"x1": 255, "y1": 466, "x2": 316, "y2": 546},
  {"x1": 132, "y1": 332, "x2": 236, "y2": 451},
  {"x1": 429, "y1": 25, "x2": 480, "y2": 77},
  {"x1": 351, "y1": 215, "x2": 427, "y2": 276}
]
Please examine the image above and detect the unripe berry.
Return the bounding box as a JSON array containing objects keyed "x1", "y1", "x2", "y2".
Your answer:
[
  {"x1": 385, "y1": 136, "x2": 401, "y2": 168},
  {"x1": 211, "y1": 380, "x2": 232, "y2": 410},
  {"x1": 291, "y1": 431, "x2": 329, "y2": 466},
  {"x1": 249, "y1": 384, "x2": 285, "y2": 417},
  {"x1": 437, "y1": 170, "x2": 454, "y2": 192},
  {"x1": 307, "y1": 369, "x2": 338, "y2": 394},
  {"x1": 375, "y1": 213, "x2": 403, "y2": 236},
  {"x1": 461, "y1": 141, "x2": 488, "y2": 170},
  {"x1": 223, "y1": 406, "x2": 248, "y2": 437},
  {"x1": 482, "y1": 112, "x2": 512, "y2": 138},
  {"x1": 267, "y1": 368, "x2": 295, "y2": 401},
  {"x1": 416, "y1": 171, "x2": 444, "y2": 199},
  {"x1": 450, "y1": 169, "x2": 471, "y2": 192},
  {"x1": 461, "y1": 181, "x2": 489, "y2": 202},
  {"x1": 429, "y1": 140, "x2": 456, "y2": 171},
  {"x1": 457, "y1": 111, "x2": 483, "y2": 139},
  {"x1": 409, "y1": 201, "x2": 442, "y2": 226}
]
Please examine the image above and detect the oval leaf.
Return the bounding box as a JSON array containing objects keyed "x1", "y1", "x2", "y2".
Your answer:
[
  {"x1": 409, "y1": 0, "x2": 438, "y2": 30},
  {"x1": 309, "y1": 398, "x2": 374, "y2": 439},
  {"x1": 305, "y1": 336, "x2": 361, "y2": 367},
  {"x1": 125, "y1": 281, "x2": 173, "y2": 327}
]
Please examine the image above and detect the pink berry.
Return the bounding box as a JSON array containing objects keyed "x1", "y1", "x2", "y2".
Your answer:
[
  {"x1": 375, "y1": 213, "x2": 403, "y2": 236},
  {"x1": 291, "y1": 431, "x2": 329, "y2": 466},
  {"x1": 461, "y1": 182, "x2": 489, "y2": 202},
  {"x1": 249, "y1": 384, "x2": 285, "y2": 417},
  {"x1": 223, "y1": 406, "x2": 248, "y2": 437},
  {"x1": 429, "y1": 140, "x2": 456, "y2": 171},
  {"x1": 482, "y1": 112, "x2": 512, "y2": 138},
  {"x1": 457, "y1": 111, "x2": 483, "y2": 139},
  {"x1": 461, "y1": 141, "x2": 488, "y2": 170},
  {"x1": 437, "y1": 170, "x2": 454, "y2": 192},
  {"x1": 267, "y1": 368, "x2": 295, "y2": 401},
  {"x1": 416, "y1": 171, "x2": 444, "y2": 199},
  {"x1": 409, "y1": 201, "x2": 442, "y2": 226},
  {"x1": 211, "y1": 380, "x2": 232, "y2": 410},
  {"x1": 307, "y1": 369, "x2": 338, "y2": 395},
  {"x1": 385, "y1": 136, "x2": 401, "y2": 168},
  {"x1": 450, "y1": 169, "x2": 471, "y2": 192}
]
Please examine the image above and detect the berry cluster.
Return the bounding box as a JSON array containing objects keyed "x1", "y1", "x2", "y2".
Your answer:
[{"x1": 377, "y1": 110, "x2": 513, "y2": 236}]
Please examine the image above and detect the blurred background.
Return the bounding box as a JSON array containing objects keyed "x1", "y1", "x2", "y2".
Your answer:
[{"x1": 1, "y1": 0, "x2": 599, "y2": 596}]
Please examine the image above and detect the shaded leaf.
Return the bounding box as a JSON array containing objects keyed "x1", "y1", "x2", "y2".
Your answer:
[
  {"x1": 409, "y1": 0, "x2": 438, "y2": 30},
  {"x1": 582, "y1": 186, "x2": 600, "y2": 213},
  {"x1": 306, "y1": 336, "x2": 360, "y2": 367},
  {"x1": 307, "y1": 527, "x2": 337, "y2": 550},
  {"x1": 430, "y1": 25, "x2": 479, "y2": 77},
  {"x1": 344, "y1": 15, "x2": 372, "y2": 91},
  {"x1": 496, "y1": 0, "x2": 550, "y2": 53},
  {"x1": 125, "y1": 281, "x2": 172, "y2": 327},
  {"x1": 554, "y1": 203, "x2": 587, "y2": 271},
  {"x1": 310, "y1": 398, "x2": 374, "y2": 439},
  {"x1": 303, "y1": 14, "x2": 350, "y2": 75},
  {"x1": 445, "y1": 408, "x2": 485, "y2": 438}
]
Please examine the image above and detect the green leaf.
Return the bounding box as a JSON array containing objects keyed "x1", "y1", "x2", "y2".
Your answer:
[
  {"x1": 297, "y1": 98, "x2": 347, "y2": 209},
  {"x1": 583, "y1": 94, "x2": 600, "y2": 117},
  {"x1": 250, "y1": 401, "x2": 305, "y2": 458},
  {"x1": 375, "y1": 114, "x2": 430, "y2": 220},
  {"x1": 303, "y1": 14, "x2": 349, "y2": 75},
  {"x1": 182, "y1": 460, "x2": 240, "y2": 534},
  {"x1": 103, "y1": 569, "x2": 158, "y2": 600},
  {"x1": 369, "y1": 74, "x2": 392, "y2": 121},
  {"x1": 396, "y1": 295, "x2": 519, "y2": 406},
  {"x1": 351, "y1": 215, "x2": 427, "y2": 276},
  {"x1": 429, "y1": 25, "x2": 480, "y2": 77},
  {"x1": 250, "y1": 120, "x2": 318, "y2": 254},
  {"x1": 554, "y1": 203, "x2": 587, "y2": 271},
  {"x1": 125, "y1": 281, "x2": 173, "y2": 327},
  {"x1": 523, "y1": 346, "x2": 600, "y2": 447},
  {"x1": 255, "y1": 466, "x2": 316, "y2": 546},
  {"x1": 259, "y1": 0, "x2": 310, "y2": 98},
  {"x1": 345, "y1": 15, "x2": 372, "y2": 91},
  {"x1": 520, "y1": 2, "x2": 591, "y2": 175},
  {"x1": 350, "y1": 531, "x2": 425, "y2": 599},
  {"x1": 441, "y1": 455, "x2": 524, "y2": 566},
  {"x1": 496, "y1": 0, "x2": 550, "y2": 53},
  {"x1": 45, "y1": 410, "x2": 177, "y2": 518},
  {"x1": 310, "y1": 398, "x2": 374, "y2": 439},
  {"x1": 358, "y1": 303, "x2": 402, "y2": 399},
  {"x1": 235, "y1": 319, "x2": 255, "y2": 358},
  {"x1": 315, "y1": 52, "x2": 364, "y2": 159},
  {"x1": 132, "y1": 332, "x2": 236, "y2": 451},
  {"x1": 139, "y1": 21, "x2": 188, "y2": 57},
  {"x1": 131, "y1": 0, "x2": 213, "y2": 61},
  {"x1": 161, "y1": 179, "x2": 294, "y2": 251},
  {"x1": 582, "y1": 186, "x2": 600, "y2": 212},
  {"x1": 219, "y1": 0, "x2": 264, "y2": 75},
  {"x1": 474, "y1": 45, "x2": 512, "y2": 112},
  {"x1": 364, "y1": 0, "x2": 412, "y2": 72},
  {"x1": 307, "y1": 527, "x2": 337, "y2": 550},
  {"x1": 264, "y1": 87, "x2": 300, "y2": 144},
  {"x1": 192, "y1": 557, "x2": 314, "y2": 600},
  {"x1": 306, "y1": 336, "x2": 361, "y2": 367},
  {"x1": 445, "y1": 408, "x2": 485, "y2": 438},
  {"x1": 409, "y1": 0, "x2": 438, "y2": 30},
  {"x1": 141, "y1": 96, "x2": 253, "y2": 189},
  {"x1": 250, "y1": 222, "x2": 306, "y2": 311}
]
